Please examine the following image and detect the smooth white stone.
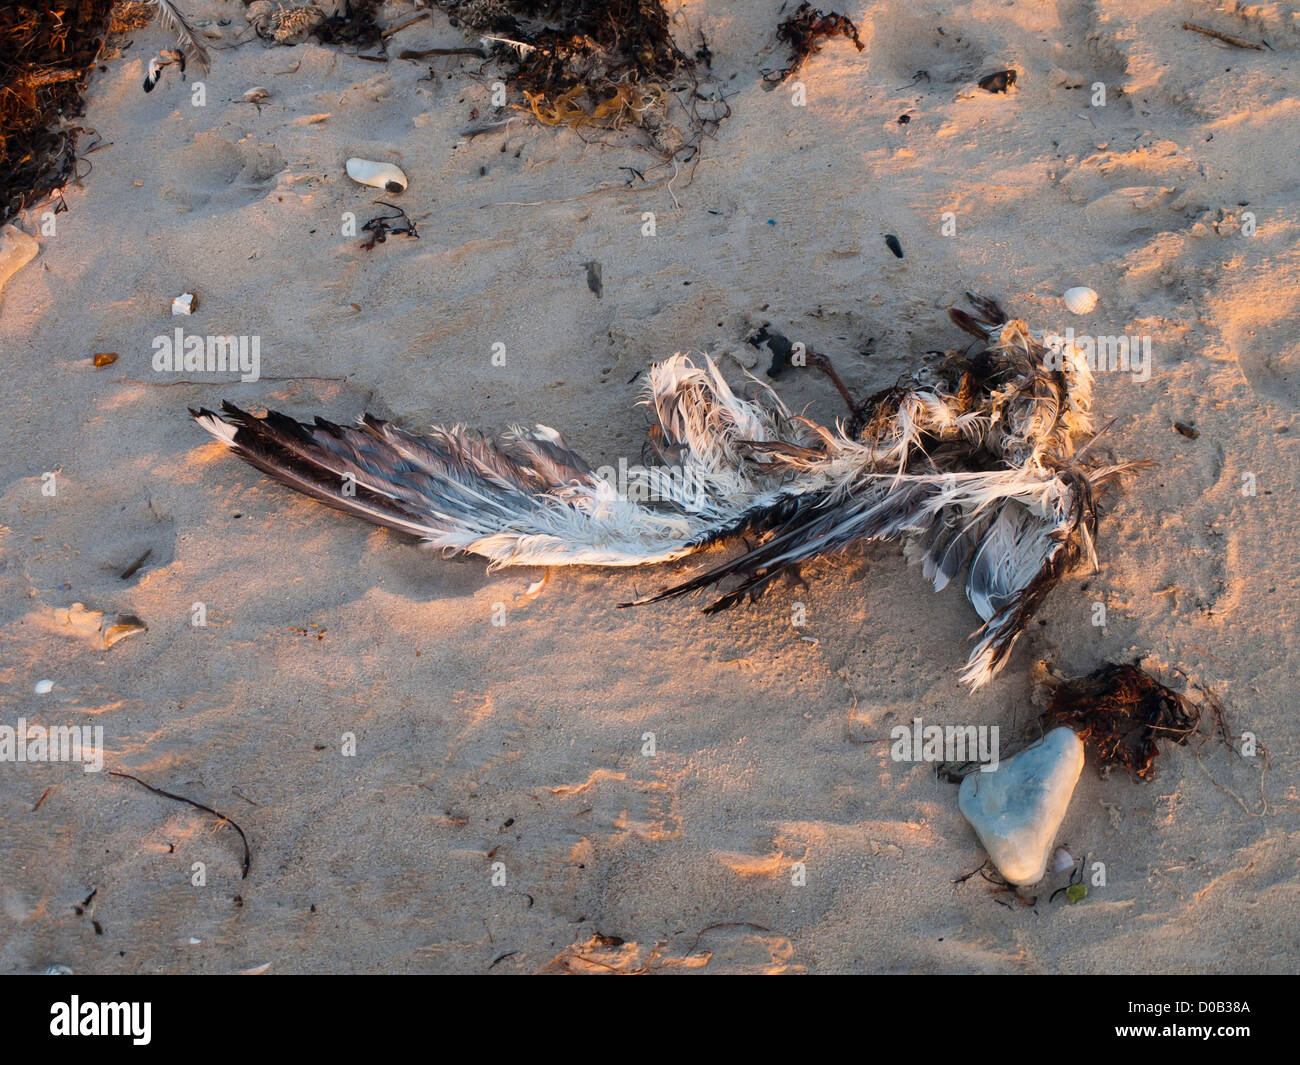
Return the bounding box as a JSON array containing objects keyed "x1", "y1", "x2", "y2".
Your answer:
[
  {"x1": 958, "y1": 727, "x2": 1084, "y2": 886},
  {"x1": 172, "y1": 292, "x2": 196, "y2": 315},
  {"x1": 34, "y1": 679, "x2": 54, "y2": 695}
]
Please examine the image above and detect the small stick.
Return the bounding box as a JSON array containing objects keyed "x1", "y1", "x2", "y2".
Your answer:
[
  {"x1": 382, "y1": 12, "x2": 431, "y2": 38},
  {"x1": 805, "y1": 350, "x2": 859, "y2": 416},
  {"x1": 1181, "y1": 22, "x2": 1266, "y2": 50},
  {"x1": 109, "y1": 771, "x2": 251, "y2": 878},
  {"x1": 400, "y1": 47, "x2": 487, "y2": 60}
]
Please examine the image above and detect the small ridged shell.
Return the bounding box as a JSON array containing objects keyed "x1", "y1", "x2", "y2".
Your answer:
[
  {"x1": 345, "y1": 158, "x2": 408, "y2": 193},
  {"x1": 1063, "y1": 286, "x2": 1098, "y2": 315}
]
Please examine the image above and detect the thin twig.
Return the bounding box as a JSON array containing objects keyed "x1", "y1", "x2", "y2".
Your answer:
[
  {"x1": 382, "y1": 12, "x2": 431, "y2": 39},
  {"x1": 1181, "y1": 23, "x2": 1266, "y2": 50}
]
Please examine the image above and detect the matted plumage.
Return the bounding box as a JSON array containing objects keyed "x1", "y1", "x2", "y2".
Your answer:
[{"x1": 193, "y1": 296, "x2": 1143, "y2": 690}]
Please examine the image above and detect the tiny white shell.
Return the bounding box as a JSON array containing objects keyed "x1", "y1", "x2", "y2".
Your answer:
[
  {"x1": 1050, "y1": 845, "x2": 1076, "y2": 873},
  {"x1": 172, "y1": 292, "x2": 196, "y2": 315},
  {"x1": 345, "y1": 157, "x2": 408, "y2": 193},
  {"x1": 34, "y1": 679, "x2": 54, "y2": 694},
  {"x1": 1063, "y1": 286, "x2": 1098, "y2": 315}
]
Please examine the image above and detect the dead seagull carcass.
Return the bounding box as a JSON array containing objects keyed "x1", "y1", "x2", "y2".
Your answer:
[{"x1": 192, "y1": 296, "x2": 1142, "y2": 690}]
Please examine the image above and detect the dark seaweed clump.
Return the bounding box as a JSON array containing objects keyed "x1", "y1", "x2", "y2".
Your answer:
[
  {"x1": 0, "y1": 1, "x2": 120, "y2": 223},
  {"x1": 443, "y1": 1, "x2": 720, "y2": 158},
  {"x1": 767, "y1": 3, "x2": 864, "y2": 83},
  {"x1": 1040, "y1": 663, "x2": 1210, "y2": 779}
]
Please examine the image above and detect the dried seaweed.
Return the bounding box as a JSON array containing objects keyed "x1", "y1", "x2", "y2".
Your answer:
[
  {"x1": 442, "y1": 1, "x2": 719, "y2": 160},
  {"x1": 0, "y1": 2, "x2": 119, "y2": 223},
  {"x1": 446, "y1": 0, "x2": 689, "y2": 94},
  {"x1": 359, "y1": 199, "x2": 418, "y2": 249},
  {"x1": 767, "y1": 2, "x2": 864, "y2": 83},
  {"x1": 1039, "y1": 664, "x2": 1206, "y2": 780},
  {"x1": 314, "y1": 0, "x2": 384, "y2": 48},
  {"x1": 109, "y1": 770, "x2": 252, "y2": 878}
]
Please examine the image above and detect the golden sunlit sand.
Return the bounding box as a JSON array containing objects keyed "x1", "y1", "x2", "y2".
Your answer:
[{"x1": 0, "y1": 1, "x2": 1296, "y2": 975}]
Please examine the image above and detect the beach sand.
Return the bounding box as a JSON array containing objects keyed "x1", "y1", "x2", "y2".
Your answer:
[{"x1": 0, "y1": 0, "x2": 1297, "y2": 973}]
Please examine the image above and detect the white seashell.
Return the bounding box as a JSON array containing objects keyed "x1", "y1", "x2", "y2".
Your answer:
[
  {"x1": 1050, "y1": 845, "x2": 1076, "y2": 873},
  {"x1": 34, "y1": 679, "x2": 54, "y2": 694},
  {"x1": 172, "y1": 292, "x2": 196, "y2": 315},
  {"x1": 104, "y1": 614, "x2": 148, "y2": 648},
  {"x1": 345, "y1": 158, "x2": 408, "y2": 193},
  {"x1": 44, "y1": 964, "x2": 73, "y2": 975},
  {"x1": 1063, "y1": 286, "x2": 1098, "y2": 315}
]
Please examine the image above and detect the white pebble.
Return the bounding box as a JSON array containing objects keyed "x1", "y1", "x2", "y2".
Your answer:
[
  {"x1": 34, "y1": 679, "x2": 54, "y2": 695},
  {"x1": 172, "y1": 292, "x2": 196, "y2": 316},
  {"x1": 1063, "y1": 286, "x2": 1098, "y2": 315}
]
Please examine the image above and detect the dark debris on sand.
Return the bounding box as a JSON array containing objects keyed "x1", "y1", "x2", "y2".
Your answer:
[
  {"x1": 442, "y1": 0, "x2": 719, "y2": 158},
  {"x1": 313, "y1": 0, "x2": 384, "y2": 48},
  {"x1": 1039, "y1": 663, "x2": 1221, "y2": 780},
  {"x1": 445, "y1": 0, "x2": 690, "y2": 92},
  {"x1": 0, "y1": 1, "x2": 120, "y2": 223},
  {"x1": 768, "y1": 2, "x2": 864, "y2": 83}
]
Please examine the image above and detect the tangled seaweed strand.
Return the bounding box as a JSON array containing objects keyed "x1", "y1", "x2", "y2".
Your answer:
[
  {"x1": 769, "y1": 2, "x2": 864, "y2": 82},
  {"x1": 1040, "y1": 664, "x2": 1207, "y2": 780}
]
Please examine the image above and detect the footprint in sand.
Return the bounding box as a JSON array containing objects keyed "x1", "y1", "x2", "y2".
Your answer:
[{"x1": 160, "y1": 132, "x2": 285, "y2": 213}]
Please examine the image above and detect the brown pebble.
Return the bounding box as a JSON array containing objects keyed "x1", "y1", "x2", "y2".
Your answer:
[{"x1": 92, "y1": 352, "x2": 118, "y2": 368}]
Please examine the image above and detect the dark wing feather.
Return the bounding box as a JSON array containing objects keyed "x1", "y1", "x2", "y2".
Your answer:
[
  {"x1": 629, "y1": 477, "x2": 938, "y2": 609},
  {"x1": 191, "y1": 404, "x2": 440, "y2": 539},
  {"x1": 154, "y1": 0, "x2": 211, "y2": 73}
]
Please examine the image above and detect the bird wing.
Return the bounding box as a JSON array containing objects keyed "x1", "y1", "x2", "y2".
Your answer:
[{"x1": 193, "y1": 403, "x2": 725, "y2": 569}]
